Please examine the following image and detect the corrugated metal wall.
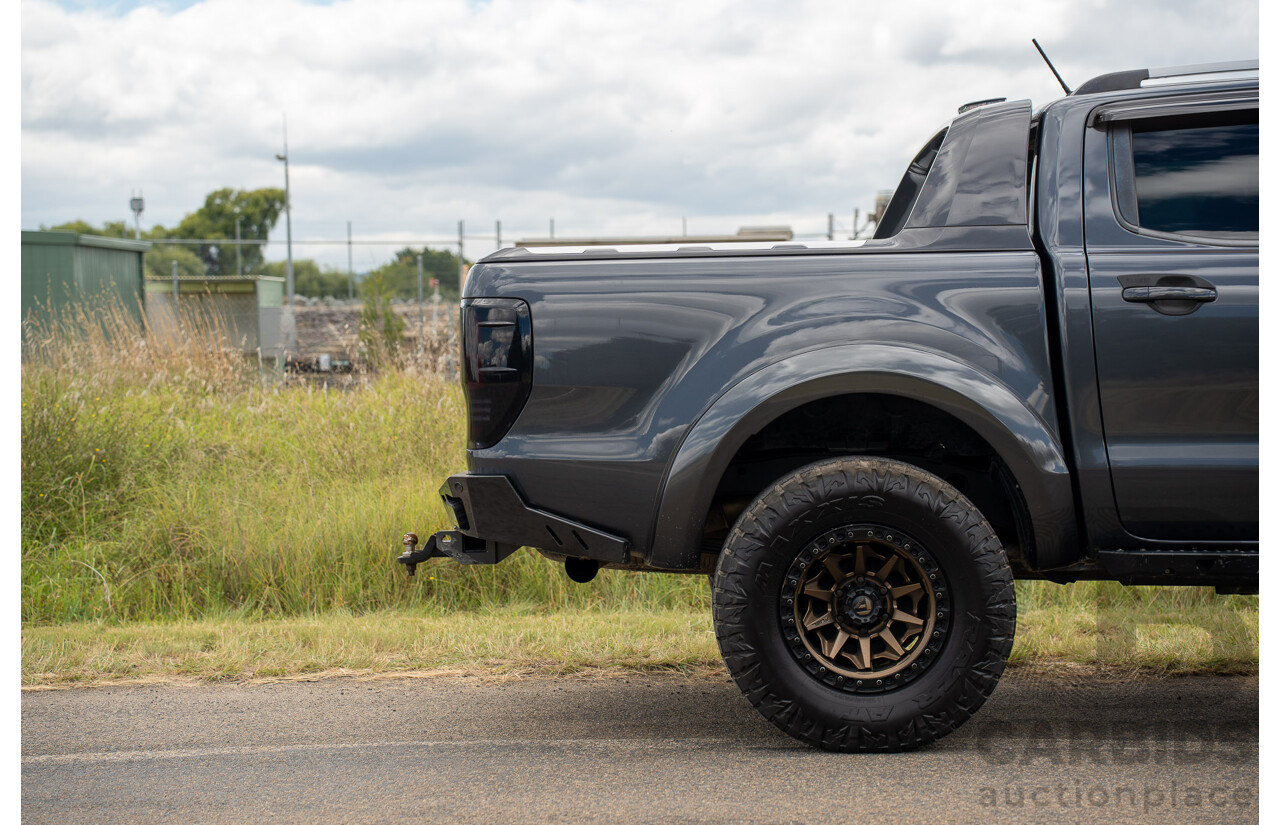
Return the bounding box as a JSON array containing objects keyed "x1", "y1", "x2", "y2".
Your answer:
[
  {"x1": 21, "y1": 238, "x2": 75, "y2": 323},
  {"x1": 21, "y1": 231, "x2": 148, "y2": 330},
  {"x1": 73, "y1": 244, "x2": 146, "y2": 324}
]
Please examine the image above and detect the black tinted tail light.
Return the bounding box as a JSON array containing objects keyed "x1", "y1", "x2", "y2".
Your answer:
[{"x1": 462, "y1": 298, "x2": 533, "y2": 449}]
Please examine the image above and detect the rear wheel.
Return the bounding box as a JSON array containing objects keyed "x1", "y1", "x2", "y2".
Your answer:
[{"x1": 711, "y1": 456, "x2": 1015, "y2": 751}]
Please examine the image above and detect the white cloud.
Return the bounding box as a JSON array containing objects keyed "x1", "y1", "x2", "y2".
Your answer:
[{"x1": 21, "y1": 0, "x2": 1260, "y2": 267}]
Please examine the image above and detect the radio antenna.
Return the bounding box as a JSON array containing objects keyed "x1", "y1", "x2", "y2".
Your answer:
[{"x1": 1032, "y1": 39, "x2": 1072, "y2": 95}]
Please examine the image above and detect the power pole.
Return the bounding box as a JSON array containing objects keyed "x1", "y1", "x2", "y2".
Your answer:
[
  {"x1": 417, "y1": 252, "x2": 425, "y2": 336},
  {"x1": 276, "y1": 114, "x2": 294, "y2": 305},
  {"x1": 457, "y1": 220, "x2": 465, "y2": 292},
  {"x1": 275, "y1": 113, "x2": 297, "y2": 356},
  {"x1": 347, "y1": 221, "x2": 354, "y2": 301},
  {"x1": 827, "y1": 213, "x2": 834, "y2": 241},
  {"x1": 549, "y1": 217, "x2": 554, "y2": 239},
  {"x1": 495, "y1": 219, "x2": 502, "y2": 250},
  {"x1": 235, "y1": 217, "x2": 243, "y2": 276}
]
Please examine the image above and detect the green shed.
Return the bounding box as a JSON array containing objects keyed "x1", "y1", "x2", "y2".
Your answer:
[{"x1": 21, "y1": 230, "x2": 151, "y2": 327}]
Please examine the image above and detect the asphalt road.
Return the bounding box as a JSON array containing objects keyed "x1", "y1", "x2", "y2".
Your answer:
[{"x1": 23, "y1": 669, "x2": 1257, "y2": 824}]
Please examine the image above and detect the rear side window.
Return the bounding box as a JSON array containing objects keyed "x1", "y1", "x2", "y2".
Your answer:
[{"x1": 1112, "y1": 109, "x2": 1258, "y2": 241}]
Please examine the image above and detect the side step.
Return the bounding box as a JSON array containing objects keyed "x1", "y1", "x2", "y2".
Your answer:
[{"x1": 1096, "y1": 548, "x2": 1257, "y2": 593}]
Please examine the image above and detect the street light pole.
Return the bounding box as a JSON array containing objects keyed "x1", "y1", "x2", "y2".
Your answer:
[
  {"x1": 275, "y1": 114, "x2": 294, "y2": 306},
  {"x1": 275, "y1": 113, "x2": 298, "y2": 358}
]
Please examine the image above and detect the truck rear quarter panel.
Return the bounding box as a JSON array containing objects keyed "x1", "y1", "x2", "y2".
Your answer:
[{"x1": 464, "y1": 248, "x2": 1065, "y2": 567}]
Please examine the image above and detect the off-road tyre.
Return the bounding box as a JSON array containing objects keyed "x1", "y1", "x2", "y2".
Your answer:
[{"x1": 711, "y1": 456, "x2": 1015, "y2": 752}]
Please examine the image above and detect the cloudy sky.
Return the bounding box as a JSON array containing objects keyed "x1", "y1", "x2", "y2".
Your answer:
[{"x1": 20, "y1": 0, "x2": 1259, "y2": 269}]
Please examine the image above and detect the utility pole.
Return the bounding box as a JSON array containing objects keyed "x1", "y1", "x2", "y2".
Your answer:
[
  {"x1": 417, "y1": 252, "x2": 425, "y2": 335},
  {"x1": 275, "y1": 113, "x2": 297, "y2": 355},
  {"x1": 549, "y1": 217, "x2": 555, "y2": 239},
  {"x1": 275, "y1": 115, "x2": 294, "y2": 305},
  {"x1": 682, "y1": 217, "x2": 687, "y2": 237},
  {"x1": 234, "y1": 217, "x2": 243, "y2": 276},
  {"x1": 457, "y1": 220, "x2": 465, "y2": 292},
  {"x1": 852, "y1": 208, "x2": 860, "y2": 239},
  {"x1": 827, "y1": 213, "x2": 834, "y2": 241},
  {"x1": 347, "y1": 221, "x2": 354, "y2": 301},
  {"x1": 495, "y1": 219, "x2": 502, "y2": 250},
  {"x1": 171, "y1": 259, "x2": 179, "y2": 300}
]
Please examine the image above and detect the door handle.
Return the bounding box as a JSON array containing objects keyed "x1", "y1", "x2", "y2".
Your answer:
[{"x1": 1122, "y1": 286, "x2": 1217, "y2": 303}]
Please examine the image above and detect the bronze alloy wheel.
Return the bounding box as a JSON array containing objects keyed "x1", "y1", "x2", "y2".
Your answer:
[{"x1": 778, "y1": 525, "x2": 950, "y2": 694}]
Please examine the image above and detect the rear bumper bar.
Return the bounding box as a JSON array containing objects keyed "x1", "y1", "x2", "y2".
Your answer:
[{"x1": 400, "y1": 474, "x2": 630, "y2": 569}]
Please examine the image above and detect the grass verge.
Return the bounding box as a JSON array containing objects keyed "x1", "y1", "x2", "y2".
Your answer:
[{"x1": 22, "y1": 582, "x2": 1258, "y2": 688}]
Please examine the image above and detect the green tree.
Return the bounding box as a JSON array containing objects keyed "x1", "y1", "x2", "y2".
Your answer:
[
  {"x1": 362, "y1": 247, "x2": 465, "y2": 302},
  {"x1": 46, "y1": 219, "x2": 133, "y2": 239},
  {"x1": 260, "y1": 260, "x2": 351, "y2": 298},
  {"x1": 358, "y1": 269, "x2": 404, "y2": 360},
  {"x1": 170, "y1": 188, "x2": 285, "y2": 277},
  {"x1": 143, "y1": 245, "x2": 205, "y2": 280}
]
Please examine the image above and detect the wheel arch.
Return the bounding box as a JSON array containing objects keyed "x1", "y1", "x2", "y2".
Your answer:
[{"x1": 648, "y1": 344, "x2": 1079, "y2": 571}]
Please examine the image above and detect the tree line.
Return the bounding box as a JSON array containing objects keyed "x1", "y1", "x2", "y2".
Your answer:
[{"x1": 47, "y1": 187, "x2": 465, "y2": 302}]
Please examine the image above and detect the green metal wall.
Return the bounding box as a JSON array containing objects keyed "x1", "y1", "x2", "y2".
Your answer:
[{"x1": 21, "y1": 231, "x2": 150, "y2": 330}]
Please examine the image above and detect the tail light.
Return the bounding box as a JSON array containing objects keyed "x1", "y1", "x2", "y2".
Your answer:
[{"x1": 461, "y1": 298, "x2": 533, "y2": 449}]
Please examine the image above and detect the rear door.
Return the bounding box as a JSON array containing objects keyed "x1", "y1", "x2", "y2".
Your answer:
[{"x1": 1082, "y1": 92, "x2": 1258, "y2": 542}]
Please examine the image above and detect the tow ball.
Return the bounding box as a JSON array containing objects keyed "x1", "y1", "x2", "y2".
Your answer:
[{"x1": 396, "y1": 533, "x2": 438, "y2": 577}]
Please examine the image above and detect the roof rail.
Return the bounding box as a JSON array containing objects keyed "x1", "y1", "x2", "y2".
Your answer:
[{"x1": 1073, "y1": 59, "x2": 1257, "y2": 96}]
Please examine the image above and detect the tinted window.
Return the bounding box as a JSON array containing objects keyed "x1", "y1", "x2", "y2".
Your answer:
[{"x1": 1131, "y1": 111, "x2": 1258, "y2": 237}]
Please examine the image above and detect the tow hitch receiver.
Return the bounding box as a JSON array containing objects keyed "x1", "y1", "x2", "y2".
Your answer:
[{"x1": 397, "y1": 530, "x2": 519, "y2": 576}]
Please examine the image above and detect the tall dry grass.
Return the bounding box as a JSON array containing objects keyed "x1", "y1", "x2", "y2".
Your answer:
[{"x1": 21, "y1": 295, "x2": 707, "y2": 624}]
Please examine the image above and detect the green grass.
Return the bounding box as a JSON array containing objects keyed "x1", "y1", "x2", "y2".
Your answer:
[
  {"x1": 22, "y1": 607, "x2": 723, "y2": 686},
  {"x1": 20, "y1": 297, "x2": 1258, "y2": 683},
  {"x1": 22, "y1": 587, "x2": 1257, "y2": 687}
]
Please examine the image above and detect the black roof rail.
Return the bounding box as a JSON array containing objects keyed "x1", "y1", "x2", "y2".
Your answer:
[{"x1": 1073, "y1": 59, "x2": 1257, "y2": 96}]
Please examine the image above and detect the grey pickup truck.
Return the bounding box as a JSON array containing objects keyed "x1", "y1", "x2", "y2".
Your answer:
[{"x1": 401, "y1": 60, "x2": 1258, "y2": 751}]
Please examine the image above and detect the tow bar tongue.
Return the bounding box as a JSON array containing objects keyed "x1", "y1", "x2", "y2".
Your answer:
[{"x1": 396, "y1": 530, "x2": 517, "y2": 575}]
